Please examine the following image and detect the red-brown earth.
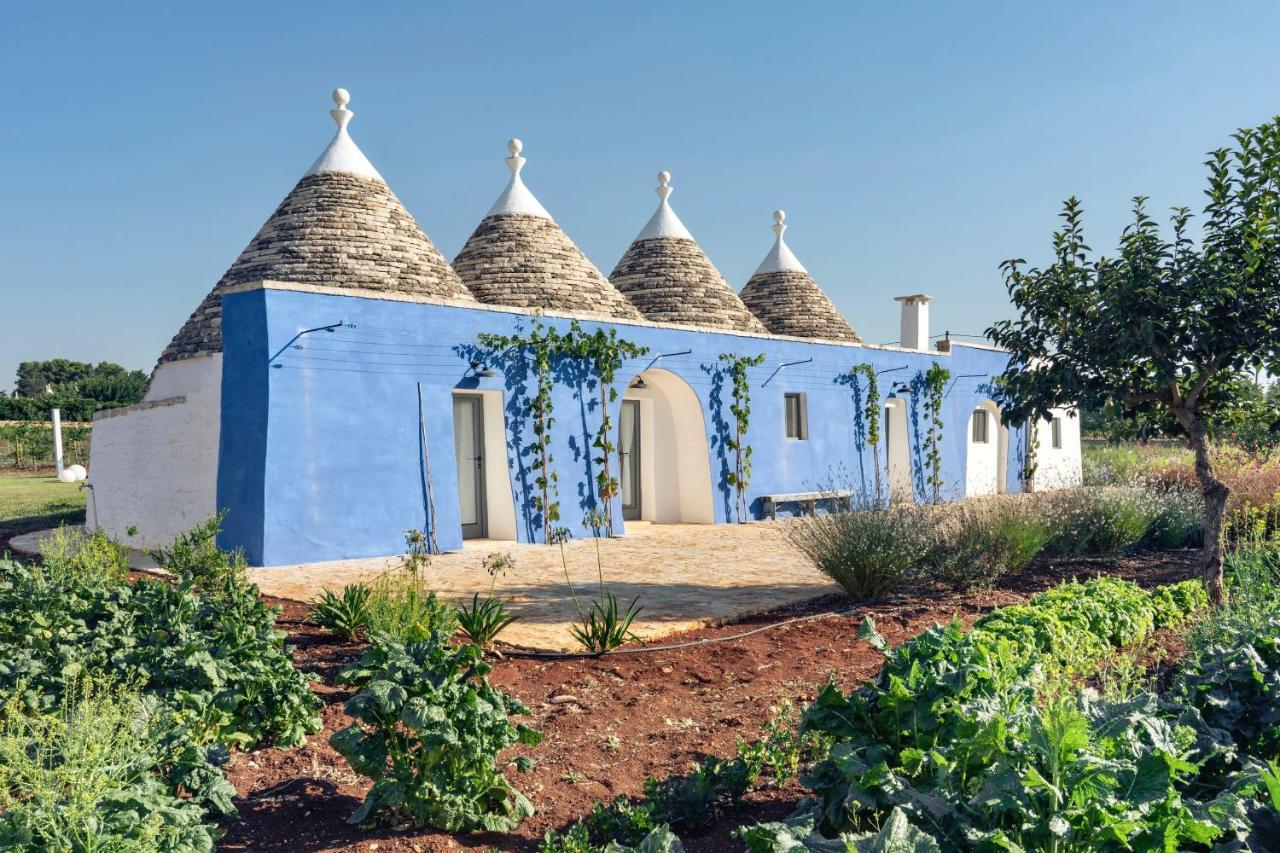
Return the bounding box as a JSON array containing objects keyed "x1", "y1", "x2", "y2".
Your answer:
[{"x1": 217, "y1": 550, "x2": 1200, "y2": 852}]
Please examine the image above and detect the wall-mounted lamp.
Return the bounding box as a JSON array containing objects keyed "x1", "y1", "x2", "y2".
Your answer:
[
  {"x1": 886, "y1": 382, "x2": 910, "y2": 400},
  {"x1": 630, "y1": 377, "x2": 648, "y2": 390},
  {"x1": 469, "y1": 359, "x2": 497, "y2": 378}
]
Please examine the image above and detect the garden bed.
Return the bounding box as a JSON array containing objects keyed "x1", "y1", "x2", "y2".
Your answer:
[{"x1": 216, "y1": 549, "x2": 1200, "y2": 852}]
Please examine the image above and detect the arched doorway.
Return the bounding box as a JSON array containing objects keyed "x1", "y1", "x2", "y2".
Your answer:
[
  {"x1": 965, "y1": 400, "x2": 1007, "y2": 496},
  {"x1": 618, "y1": 369, "x2": 714, "y2": 525},
  {"x1": 885, "y1": 398, "x2": 913, "y2": 504}
]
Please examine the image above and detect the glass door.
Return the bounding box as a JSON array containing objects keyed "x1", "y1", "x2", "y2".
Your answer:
[
  {"x1": 620, "y1": 400, "x2": 641, "y2": 521},
  {"x1": 453, "y1": 394, "x2": 487, "y2": 539}
]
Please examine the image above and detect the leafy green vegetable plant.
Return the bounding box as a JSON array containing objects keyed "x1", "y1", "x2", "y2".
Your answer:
[
  {"x1": 0, "y1": 680, "x2": 221, "y2": 852},
  {"x1": 331, "y1": 633, "x2": 542, "y2": 831}
]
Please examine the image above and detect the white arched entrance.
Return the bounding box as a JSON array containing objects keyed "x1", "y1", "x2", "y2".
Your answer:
[
  {"x1": 618, "y1": 369, "x2": 714, "y2": 525},
  {"x1": 965, "y1": 400, "x2": 1008, "y2": 496},
  {"x1": 885, "y1": 398, "x2": 913, "y2": 504}
]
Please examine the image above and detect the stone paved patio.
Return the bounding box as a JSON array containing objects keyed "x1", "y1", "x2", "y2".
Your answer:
[
  {"x1": 12, "y1": 521, "x2": 839, "y2": 650},
  {"x1": 248, "y1": 521, "x2": 838, "y2": 650}
]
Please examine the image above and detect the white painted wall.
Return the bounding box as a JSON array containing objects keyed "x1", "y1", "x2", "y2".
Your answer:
[
  {"x1": 965, "y1": 401, "x2": 1004, "y2": 496},
  {"x1": 1030, "y1": 408, "x2": 1083, "y2": 490},
  {"x1": 622, "y1": 369, "x2": 714, "y2": 524},
  {"x1": 885, "y1": 399, "x2": 913, "y2": 503},
  {"x1": 88, "y1": 355, "x2": 222, "y2": 549}
]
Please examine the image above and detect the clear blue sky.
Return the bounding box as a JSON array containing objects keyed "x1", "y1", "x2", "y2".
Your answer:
[{"x1": 3, "y1": 1, "x2": 1278, "y2": 393}]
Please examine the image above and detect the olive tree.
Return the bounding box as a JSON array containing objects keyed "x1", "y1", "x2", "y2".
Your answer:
[{"x1": 986, "y1": 118, "x2": 1280, "y2": 604}]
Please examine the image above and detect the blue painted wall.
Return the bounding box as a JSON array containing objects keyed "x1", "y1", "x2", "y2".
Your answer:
[{"x1": 218, "y1": 288, "x2": 1027, "y2": 565}]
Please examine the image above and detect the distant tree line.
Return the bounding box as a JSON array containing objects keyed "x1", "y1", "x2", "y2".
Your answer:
[{"x1": 1, "y1": 359, "x2": 147, "y2": 421}]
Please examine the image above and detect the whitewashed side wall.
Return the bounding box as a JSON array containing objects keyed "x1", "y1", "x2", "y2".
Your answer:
[
  {"x1": 88, "y1": 355, "x2": 222, "y2": 548},
  {"x1": 1031, "y1": 408, "x2": 1083, "y2": 490}
]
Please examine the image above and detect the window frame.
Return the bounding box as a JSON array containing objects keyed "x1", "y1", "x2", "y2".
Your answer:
[
  {"x1": 971, "y1": 408, "x2": 990, "y2": 444},
  {"x1": 784, "y1": 392, "x2": 808, "y2": 441},
  {"x1": 1051, "y1": 416, "x2": 1063, "y2": 449}
]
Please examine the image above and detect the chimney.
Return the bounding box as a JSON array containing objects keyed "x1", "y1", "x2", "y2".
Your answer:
[{"x1": 894, "y1": 294, "x2": 933, "y2": 350}]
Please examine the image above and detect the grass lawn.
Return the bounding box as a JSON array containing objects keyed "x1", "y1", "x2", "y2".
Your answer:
[{"x1": 0, "y1": 471, "x2": 86, "y2": 539}]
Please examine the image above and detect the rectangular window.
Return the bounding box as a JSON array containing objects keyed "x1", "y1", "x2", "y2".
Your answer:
[
  {"x1": 1051, "y1": 416, "x2": 1063, "y2": 449},
  {"x1": 971, "y1": 409, "x2": 989, "y2": 444},
  {"x1": 784, "y1": 393, "x2": 807, "y2": 440}
]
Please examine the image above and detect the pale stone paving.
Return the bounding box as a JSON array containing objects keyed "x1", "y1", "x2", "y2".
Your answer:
[{"x1": 246, "y1": 520, "x2": 839, "y2": 651}]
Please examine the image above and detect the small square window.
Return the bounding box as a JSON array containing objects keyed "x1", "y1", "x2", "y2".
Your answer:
[
  {"x1": 784, "y1": 393, "x2": 808, "y2": 440},
  {"x1": 1051, "y1": 417, "x2": 1063, "y2": 449},
  {"x1": 971, "y1": 409, "x2": 989, "y2": 444}
]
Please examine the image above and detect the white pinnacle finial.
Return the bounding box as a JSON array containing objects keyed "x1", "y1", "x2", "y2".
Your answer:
[
  {"x1": 635, "y1": 169, "x2": 692, "y2": 240},
  {"x1": 330, "y1": 87, "x2": 354, "y2": 133},
  {"x1": 656, "y1": 170, "x2": 673, "y2": 203},
  {"x1": 485, "y1": 137, "x2": 551, "y2": 218},
  {"x1": 753, "y1": 209, "x2": 807, "y2": 275},
  {"x1": 505, "y1": 138, "x2": 526, "y2": 178},
  {"x1": 305, "y1": 86, "x2": 382, "y2": 180}
]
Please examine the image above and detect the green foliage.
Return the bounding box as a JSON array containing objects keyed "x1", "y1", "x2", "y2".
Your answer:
[
  {"x1": 331, "y1": 633, "x2": 542, "y2": 831},
  {"x1": 557, "y1": 320, "x2": 649, "y2": 536},
  {"x1": 0, "y1": 421, "x2": 93, "y2": 469},
  {"x1": 921, "y1": 363, "x2": 950, "y2": 503},
  {"x1": 0, "y1": 681, "x2": 219, "y2": 852},
  {"x1": 570, "y1": 591, "x2": 642, "y2": 654},
  {"x1": 540, "y1": 823, "x2": 684, "y2": 853},
  {"x1": 850, "y1": 365, "x2": 883, "y2": 506},
  {"x1": 924, "y1": 501, "x2": 1053, "y2": 588},
  {"x1": 38, "y1": 525, "x2": 129, "y2": 587},
  {"x1": 456, "y1": 593, "x2": 519, "y2": 649},
  {"x1": 735, "y1": 802, "x2": 941, "y2": 852},
  {"x1": 148, "y1": 511, "x2": 248, "y2": 594},
  {"x1": 796, "y1": 577, "x2": 1208, "y2": 843},
  {"x1": 782, "y1": 505, "x2": 929, "y2": 600},
  {"x1": 0, "y1": 546, "x2": 322, "y2": 751},
  {"x1": 719, "y1": 353, "x2": 767, "y2": 522},
  {"x1": 1040, "y1": 487, "x2": 1163, "y2": 556},
  {"x1": 986, "y1": 119, "x2": 1280, "y2": 601},
  {"x1": 3, "y1": 360, "x2": 146, "y2": 421},
  {"x1": 479, "y1": 319, "x2": 567, "y2": 542},
  {"x1": 309, "y1": 583, "x2": 372, "y2": 642},
  {"x1": 737, "y1": 700, "x2": 833, "y2": 789}
]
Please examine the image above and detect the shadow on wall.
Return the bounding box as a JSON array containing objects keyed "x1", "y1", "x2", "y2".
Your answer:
[{"x1": 455, "y1": 338, "x2": 541, "y2": 542}]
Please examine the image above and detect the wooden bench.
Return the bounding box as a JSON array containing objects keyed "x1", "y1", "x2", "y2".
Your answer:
[{"x1": 761, "y1": 490, "x2": 854, "y2": 520}]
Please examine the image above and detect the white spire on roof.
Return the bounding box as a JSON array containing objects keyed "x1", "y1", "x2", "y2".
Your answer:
[
  {"x1": 752, "y1": 210, "x2": 808, "y2": 275},
  {"x1": 635, "y1": 170, "x2": 695, "y2": 241},
  {"x1": 485, "y1": 138, "x2": 552, "y2": 219},
  {"x1": 305, "y1": 88, "x2": 384, "y2": 181}
]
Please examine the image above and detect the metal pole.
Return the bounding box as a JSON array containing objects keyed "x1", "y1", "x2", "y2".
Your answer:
[
  {"x1": 417, "y1": 383, "x2": 441, "y2": 554},
  {"x1": 52, "y1": 408, "x2": 64, "y2": 479}
]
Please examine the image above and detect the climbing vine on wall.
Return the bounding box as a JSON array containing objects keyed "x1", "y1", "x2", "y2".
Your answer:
[
  {"x1": 850, "y1": 364, "x2": 882, "y2": 506},
  {"x1": 560, "y1": 321, "x2": 649, "y2": 537},
  {"x1": 718, "y1": 353, "x2": 766, "y2": 523},
  {"x1": 478, "y1": 319, "x2": 565, "y2": 544},
  {"x1": 922, "y1": 363, "x2": 950, "y2": 503}
]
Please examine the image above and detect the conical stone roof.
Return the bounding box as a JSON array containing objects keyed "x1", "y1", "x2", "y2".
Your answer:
[
  {"x1": 739, "y1": 211, "x2": 860, "y2": 342},
  {"x1": 452, "y1": 140, "x2": 642, "y2": 320},
  {"x1": 609, "y1": 172, "x2": 767, "y2": 333},
  {"x1": 160, "y1": 89, "x2": 471, "y2": 364}
]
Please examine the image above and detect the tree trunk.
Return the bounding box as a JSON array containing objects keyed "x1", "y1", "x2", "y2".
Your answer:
[{"x1": 1182, "y1": 416, "x2": 1229, "y2": 605}]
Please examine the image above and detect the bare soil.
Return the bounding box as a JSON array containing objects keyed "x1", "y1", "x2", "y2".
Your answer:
[{"x1": 217, "y1": 550, "x2": 1200, "y2": 852}]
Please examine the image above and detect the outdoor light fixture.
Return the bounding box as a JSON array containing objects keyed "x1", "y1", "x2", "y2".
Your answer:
[
  {"x1": 469, "y1": 359, "x2": 497, "y2": 378},
  {"x1": 887, "y1": 382, "x2": 910, "y2": 399},
  {"x1": 630, "y1": 377, "x2": 648, "y2": 390}
]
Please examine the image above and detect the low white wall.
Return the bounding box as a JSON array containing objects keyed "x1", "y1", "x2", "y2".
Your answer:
[
  {"x1": 88, "y1": 355, "x2": 222, "y2": 549},
  {"x1": 1030, "y1": 408, "x2": 1083, "y2": 491}
]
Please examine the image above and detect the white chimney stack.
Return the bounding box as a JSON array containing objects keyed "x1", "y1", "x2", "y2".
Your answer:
[{"x1": 894, "y1": 294, "x2": 933, "y2": 350}]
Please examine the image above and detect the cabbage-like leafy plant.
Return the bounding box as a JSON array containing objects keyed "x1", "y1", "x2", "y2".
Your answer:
[{"x1": 331, "y1": 633, "x2": 542, "y2": 831}]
